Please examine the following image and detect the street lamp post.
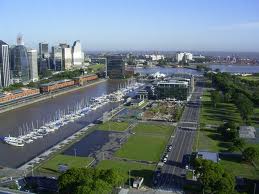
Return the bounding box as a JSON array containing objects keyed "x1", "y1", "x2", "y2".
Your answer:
[{"x1": 74, "y1": 148, "x2": 77, "y2": 158}]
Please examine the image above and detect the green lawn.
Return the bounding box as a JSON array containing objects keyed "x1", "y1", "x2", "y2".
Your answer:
[
  {"x1": 200, "y1": 91, "x2": 242, "y2": 126},
  {"x1": 197, "y1": 90, "x2": 242, "y2": 152},
  {"x1": 97, "y1": 160, "x2": 155, "y2": 186},
  {"x1": 240, "y1": 75, "x2": 259, "y2": 81},
  {"x1": 97, "y1": 121, "x2": 130, "y2": 132},
  {"x1": 220, "y1": 155, "x2": 259, "y2": 180},
  {"x1": 37, "y1": 154, "x2": 93, "y2": 175},
  {"x1": 133, "y1": 123, "x2": 173, "y2": 136},
  {"x1": 116, "y1": 135, "x2": 168, "y2": 162},
  {"x1": 115, "y1": 123, "x2": 173, "y2": 162}
]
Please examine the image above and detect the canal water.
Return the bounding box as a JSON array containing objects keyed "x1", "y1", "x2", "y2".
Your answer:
[{"x1": 209, "y1": 64, "x2": 259, "y2": 73}]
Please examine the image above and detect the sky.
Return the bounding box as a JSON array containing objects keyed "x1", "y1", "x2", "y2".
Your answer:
[{"x1": 1, "y1": 0, "x2": 259, "y2": 52}]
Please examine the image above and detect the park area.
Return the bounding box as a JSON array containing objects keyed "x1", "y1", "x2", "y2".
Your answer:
[
  {"x1": 196, "y1": 90, "x2": 259, "y2": 180},
  {"x1": 97, "y1": 160, "x2": 155, "y2": 186},
  {"x1": 196, "y1": 90, "x2": 243, "y2": 152},
  {"x1": 115, "y1": 123, "x2": 173, "y2": 162},
  {"x1": 36, "y1": 154, "x2": 93, "y2": 176}
]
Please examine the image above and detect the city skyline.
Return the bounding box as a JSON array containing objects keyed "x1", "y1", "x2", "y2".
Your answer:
[{"x1": 1, "y1": 0, "x2": 259, "y2": 52}]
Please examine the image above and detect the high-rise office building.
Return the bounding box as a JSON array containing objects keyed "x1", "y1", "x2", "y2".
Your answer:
[
  {"x1": 39, "y1": 42, "x2": 49, "y2": 58},
  {"x1": 10, "y1": 36, "x2": 30, "y2": 83},
  {"x1": 106, "y1": 55, "x2": 125, "y2": 79},
  {"x1": 0, "y1": 40, "x2": 11, "y2": 88},
  {"x1": 62, "y1": 47, "x2": 72, "y2": 70},
  {"x1": 38, "y1": 42, "x2": 49, "y2": 73},
  {"x1": 51, "y1": 46, "x2": 63, "y2": 71},
  {"x1": 72, "y1": 40, "x2": 83, "y2": 66},
  {"x1": 27, "y1": 49, "x2": 38, "y2": 81}
]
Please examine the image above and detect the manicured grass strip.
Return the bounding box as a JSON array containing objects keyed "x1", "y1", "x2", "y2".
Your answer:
[
  {"x1": 97, "y1": 160, "x2": 155, "y2": 186},
  {"x1": 200, "y1": 91, "x2": 242, "y2": 126},
  {"x1": 133, "y1": 123, "x2": 173, "y2": 136},
  {"x1": 115, "y1": 134, "x2": 167, "y2": 162},
  {"x1": 220, "y1": 155, "x2": 259, "y2": 180},
  {"x1": 37, "y1": 154, "x2": 93, "y2": 175},
  {"x1": 97, "y1": 121, "x2": 129, "y2": 131},
  {"x1": 197, "y1": 90, "x2": 242, "y2": 152}
]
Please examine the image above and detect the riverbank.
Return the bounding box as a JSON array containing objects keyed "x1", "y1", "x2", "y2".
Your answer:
[{"x1": 0, "y1": 79, "x2": 107, "y2": 114}]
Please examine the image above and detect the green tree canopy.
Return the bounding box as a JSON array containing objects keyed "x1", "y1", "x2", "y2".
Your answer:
[
  {"x1": 193, "y1": 158, "x2": 235, "y2": 194},
  {"x1": 243, "y1": 147, "x2": 259, "y2": 163},
  {"x1": 58, "y1": 168, "x2": 124, "y2": 194},
  {"x1": 211, "y1": 90, "x2": 221, "y2": 108}
]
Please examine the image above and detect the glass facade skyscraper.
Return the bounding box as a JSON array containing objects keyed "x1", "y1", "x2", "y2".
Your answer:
[
  {"x1": 0, "y1": 40, "x2": 11, "y2": 87},
  {"x1": 107, "y1": 55, "x2": 125, "y2": 79},
  {"x1": 10, "y1": 45, "x2": 30, "y2": 83}
]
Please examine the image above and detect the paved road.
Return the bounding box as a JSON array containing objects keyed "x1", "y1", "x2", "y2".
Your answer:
[{"x1": 154, "y1": 84, "x2": 203, "y2": 191}]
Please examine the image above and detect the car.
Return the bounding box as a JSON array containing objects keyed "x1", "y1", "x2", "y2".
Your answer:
[
  {"x1": 163, "y1": 157, "x2": 167, "y2": 163},
  {"x1": 185, "y1": 165, "x2": 189, "y2": 170}
]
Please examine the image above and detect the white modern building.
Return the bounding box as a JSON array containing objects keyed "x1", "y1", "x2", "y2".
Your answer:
[
  {"x1": 72, "y1": 40, "x2": 84, "y2": 66},
  {"x1": 176, "y1": 52, "x2": 193, "y2": 62},
  {"x1": 62, "y1": 47, "x2": 72, "y2": 70},
  {"x1": 27, "y1": 49, "x2": 39, "y2": 82},
  {"x1": 0, "y1": 40, "x2": 11, "y2": 87},
  {"x1": 145, "y1": 54, "x2": 165, "y2": 61}
]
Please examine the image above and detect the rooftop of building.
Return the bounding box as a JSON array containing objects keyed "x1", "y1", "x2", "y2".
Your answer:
[
  {"x1": 197, "y1": 151, "x2": 219, "y2": 163},
  {"x1": 239, "y1": 126, "x2": 256, "y2": 139},
  {"x1": 157, "y1": 80, "x2": 189, "y2": 86},
  {"x1": 0, "y1": 87, "x2": 39, "y2": 97},
  {"x1": 0, "y1": 40, "x2": 8, "y2": 46},
  {"x1": 40, "y1": 79, "x2": 73, "y2": 87}
]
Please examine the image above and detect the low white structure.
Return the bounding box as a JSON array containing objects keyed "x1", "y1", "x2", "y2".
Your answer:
[
  {"x1": 176, "y1": 52, "x2": 193, "y2": 62},
  {"x1": 133, "y1": 177, "x2": 144, "y2": 189},
  {"x1": 151, "y1": 72, "x2": 166, "y2": 78},
  {"x1": 145, "y1": 54, "x2": 165, "y2": 61},
  {"x1": 239, "y1": 126, "x2": 256, "y2": 139}
]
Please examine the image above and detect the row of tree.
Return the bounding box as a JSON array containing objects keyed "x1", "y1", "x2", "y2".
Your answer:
[{"x1": 210, "y1": 89, "x2": 254, "y2": 123}]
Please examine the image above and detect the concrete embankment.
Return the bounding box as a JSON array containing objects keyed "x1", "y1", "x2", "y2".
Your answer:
[{"x1": 0, "y1": 79, "x2": 107, "y2": 114}]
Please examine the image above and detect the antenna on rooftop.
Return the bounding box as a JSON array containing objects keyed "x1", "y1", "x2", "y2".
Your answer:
[{"x1": 17, "y1": 33, "x2": 24, "y2": 45}]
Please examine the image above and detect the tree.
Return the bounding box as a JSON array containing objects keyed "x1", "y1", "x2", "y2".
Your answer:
[
  {"x1": 234, "y1": 93, "x2": 254, "y2": 122},
  {"x1": 243, "y1": 147, "x2": 259, "y2": 163},
  {"x1": 211, "y1": 90, "x2": 221, "y2": 108},
  {"x1": 58, "y1": 168, "x2": 124, "y2": 194},
  {"x1": 229, "y1": 138, "x2": 246, "y2": 152},
  {"x1": 193, "y1": 158, "x2": 235, "y2": 194},
  {"x1": 218, "y1": 122, "x2": 238, "y2": 141}
]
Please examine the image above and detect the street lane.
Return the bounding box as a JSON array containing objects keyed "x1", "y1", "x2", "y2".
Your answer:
[{"x1": 154, "y1": 83, "x2": 203, "y2": 191}]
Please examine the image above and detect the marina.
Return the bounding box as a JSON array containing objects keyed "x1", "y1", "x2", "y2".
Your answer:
[
  {"x1": 0, "y1": 79, "x2": 142, "y2": 168},
  {"x1": 2, "y1": 80, "x2": 142, "y2": 147}
]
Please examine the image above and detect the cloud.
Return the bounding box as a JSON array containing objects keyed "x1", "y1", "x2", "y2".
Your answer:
[{"x1": 209, "y1": 21, "x2": 259, "y2": 31}]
